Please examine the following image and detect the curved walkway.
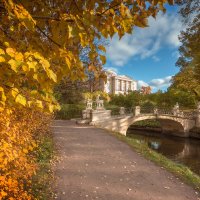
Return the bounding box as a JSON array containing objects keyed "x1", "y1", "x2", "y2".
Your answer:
[{"x1": 52, "y1": 120, "x2": 199, "y2": 200}]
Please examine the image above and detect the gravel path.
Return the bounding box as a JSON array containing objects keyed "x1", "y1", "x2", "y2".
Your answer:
[{"x1": 52, "y1": 120, "x2": 199, "y2": 200}]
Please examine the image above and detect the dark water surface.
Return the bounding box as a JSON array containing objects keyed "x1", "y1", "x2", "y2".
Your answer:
[{"x1": 127, "y1": 129, "x2": 200, "y2": 176}]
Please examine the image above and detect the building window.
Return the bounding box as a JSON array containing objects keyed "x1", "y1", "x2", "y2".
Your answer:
[
  {"x1": 119, "y1": 80, "x2": 122, "y2": 91},
  {"x1": 123, "y1": 81, "x2": 126, "y2": 91}
]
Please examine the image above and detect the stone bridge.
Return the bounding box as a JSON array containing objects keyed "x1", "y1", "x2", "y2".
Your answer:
[{"x1": 80, "y1": 100, "x2": 200, "y2": 137}]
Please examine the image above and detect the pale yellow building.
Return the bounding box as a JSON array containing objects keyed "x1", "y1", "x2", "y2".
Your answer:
[{"x1": 101, "y1": 70, "x2": 137, "y2": 95}]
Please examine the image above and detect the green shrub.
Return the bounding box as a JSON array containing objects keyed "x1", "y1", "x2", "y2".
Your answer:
[
  {"x1": 105, "y1": 104, "x2": 120, "y2": 115},
  {"x1": 132, "y1": 119, "x2": 161, "y2": 128},
  {"x1": 55, "y1": 104, "x2": 85, "y2": 119}
]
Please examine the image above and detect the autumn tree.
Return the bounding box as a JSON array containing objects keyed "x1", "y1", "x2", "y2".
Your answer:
[
  {"x1": 0, "y1": 0, "x2": 174, "y2": 111},
  {"x1": 172, "y1": 0, "x2": 200, "y2": 98},
  {"x1": 0, "y1": 0, "x2": 175, "y2": 199},
  {"x1": 140, "y1": 86, "x2": 152, "y2": 94}
]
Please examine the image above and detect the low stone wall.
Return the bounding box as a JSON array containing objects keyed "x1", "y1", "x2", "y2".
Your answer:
[{"x1": 91, "y1": 110, "x2": 111, "y2": 122}]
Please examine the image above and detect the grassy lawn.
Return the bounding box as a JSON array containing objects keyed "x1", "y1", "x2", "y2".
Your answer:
[
  {"x1": 111, "y1": 131, "x2": 200, "y2": 191},
  {"x1": 31, "y1": 132, "x2": 55, "y2": 200}
]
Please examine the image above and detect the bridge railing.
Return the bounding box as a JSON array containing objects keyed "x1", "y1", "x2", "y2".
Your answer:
[
  {"x1": 140, "y1": 106, "x2": 155, "y2": 114},
  {"x1": 124, "y1": 107, "x2": 134, "y2": 114},
  {"x1": 110, "y1": 107, "x2": 134, "y2": 116},
  {"x1": 180, "y1": 110, "x2": 196, "y2": 119},
  {"x1": 110, "y1": 105, "x2": 196, "y2": 120},
  {"x1": 140, "y1": 105, "x2": 196, "y2": 119},
  {"x1": 140, "y1": 106, "x2": 173, "y2": 115},
  {"x1": 156, "y1": 108, "x2": 174, "y2": 115}
]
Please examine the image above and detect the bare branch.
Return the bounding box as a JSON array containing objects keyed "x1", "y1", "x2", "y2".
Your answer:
[{"x1": 36, "y1": 25, "x2": 61, "y2": 48}]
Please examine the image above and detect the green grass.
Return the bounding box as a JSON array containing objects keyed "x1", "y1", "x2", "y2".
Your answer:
[
  {"x1": 31, "y1": 133, "x2": 55, "y2": 200},
  {"x1": 111, "y1": 131, "x2": 200, "y2": 191},
  {"x1": 55, "y1": 104, "x2": 85, "y2": 119},
  {"x1": 131, "y1": 119, "x2": 161, "y2": 128}
]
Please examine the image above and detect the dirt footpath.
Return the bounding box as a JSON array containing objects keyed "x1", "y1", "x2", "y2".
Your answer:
[{"x1": 52, "y1": 120, "x2": 199, "y2": 200}]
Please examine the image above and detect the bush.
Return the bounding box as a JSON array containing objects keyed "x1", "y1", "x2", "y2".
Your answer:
[
  {"x1": 56, "y1": 104, "x2": 85, "y2": 119},
  {"x1": 0, "y1": 108, "x2": 52, "y2": 200},
  {"x1": 132, "y1": 119, "x2": 161, "y2": 128},
  {"x1": 105, "y1": 104, "x2": 120, "y2": 115}
]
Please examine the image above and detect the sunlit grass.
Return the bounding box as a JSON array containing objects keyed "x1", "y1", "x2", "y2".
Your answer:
[
  {"x1": 31, "y1": 132, "x2": 55, "y2": 200},
  {"x1": 111, "y1": 131, "x2": 200, "y2": 191}
]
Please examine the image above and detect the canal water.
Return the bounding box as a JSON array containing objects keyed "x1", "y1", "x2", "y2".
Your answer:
[{"x1": 127, "y1": 129, "x2": 200, "y2": 176}]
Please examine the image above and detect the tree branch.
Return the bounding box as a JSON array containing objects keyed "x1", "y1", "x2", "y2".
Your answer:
[
  {"x1": 35, "y1": 25, "x2": 61, "y2": 48},
  {"x1": 32, "y1": 15, "x2": 74, "y2": 22}
]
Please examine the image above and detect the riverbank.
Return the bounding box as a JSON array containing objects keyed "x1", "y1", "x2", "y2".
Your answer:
[
  {"x1": 129, "y1": 119, "x2": 200, "y2": 139},
  {"x1": 52, "y1": 120, "x2": 199, "y2": 200},
  {"x1": 111, "y1": 131, "x2": 200, "y2": 191}
]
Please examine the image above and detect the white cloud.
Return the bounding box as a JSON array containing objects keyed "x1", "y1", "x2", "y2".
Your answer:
[
  {"x1": 138, "y1": 76, "x2": 172, "y2": 91},
  {"x1": 149, "y1": 76, "x2": 172, "y2": 89},
  {"x1": 137, "y1": 80, "x2": 149, "y2": 89},
  {"x1": 152, "y1": 56, "x2": 160, "y2": 62},
  {"x1": 106, "y1": 12, "x2": 183, "y2": 66}
]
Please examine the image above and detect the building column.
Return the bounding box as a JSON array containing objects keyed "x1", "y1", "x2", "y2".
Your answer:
[
  {"x1": 131, "y1": 82, "x2": 134, "y2": 91},
  {"x1": 115, "y1": 78, "x2": 118, "y2": 94}
]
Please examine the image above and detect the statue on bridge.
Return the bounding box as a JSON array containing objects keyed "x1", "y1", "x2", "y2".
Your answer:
[
  {"x1": 173, "y1": 102, "x2": 180, "y2": 116},
  {"x1": 86, "y1": 98, "x2": 93, "y2": 110},
  {"x1": 96, "y1": 94, "x2": 105, "y2": 110}
]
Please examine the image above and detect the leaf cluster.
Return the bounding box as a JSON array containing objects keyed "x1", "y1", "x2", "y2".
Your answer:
[
  {"x1": 0, "y1": 0, "x2": 173, "y2": 112},
  {"x1": 0, "y1": 108, "x2": 52, "y2": 199}
]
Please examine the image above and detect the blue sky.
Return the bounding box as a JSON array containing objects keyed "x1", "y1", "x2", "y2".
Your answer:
[{"x1": 104, "y1": 4, "x2": 183, "y2": 92}]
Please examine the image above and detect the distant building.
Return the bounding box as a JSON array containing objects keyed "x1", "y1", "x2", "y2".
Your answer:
[
  {"x1": 140, "y1": 86, "x2": 152, "y2": 94},
  {"x1": 99, "y1": 70, "x2": 137, "y2": 95}
]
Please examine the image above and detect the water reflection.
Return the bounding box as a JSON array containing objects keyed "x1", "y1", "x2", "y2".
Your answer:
[{"x1": 127, "y1": 129, "x2": 200, "y2": 176}]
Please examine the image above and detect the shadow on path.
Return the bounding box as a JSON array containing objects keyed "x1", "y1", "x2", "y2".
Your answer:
[{"x1": 52, "y1": 120, "x2": 199, "y2": 200}]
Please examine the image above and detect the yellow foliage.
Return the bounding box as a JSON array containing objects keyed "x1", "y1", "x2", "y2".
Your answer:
[
  {"x1": 0, "y1": 1, "x2": 174, "y2": 199},
  {"x1": 0, "y1": 108, "x2": 51, "y2": 200}
]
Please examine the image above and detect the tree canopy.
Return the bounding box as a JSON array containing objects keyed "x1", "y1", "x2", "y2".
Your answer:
[
  {"x1": 172, "y1": 0, "x2": 200, "y2": 98},
  {"x1": 0, "y1": 0, "x2": 174, "y2": 112}
]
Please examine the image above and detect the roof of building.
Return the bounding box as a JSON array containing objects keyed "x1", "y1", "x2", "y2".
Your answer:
[{"x1": 105, "y1": 70, "x2": 136, "y2": 82}]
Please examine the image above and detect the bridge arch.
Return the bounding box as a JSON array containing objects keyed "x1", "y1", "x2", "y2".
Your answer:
[
  {"x1": 91, "y1": 113, "x2": 195, "y2": 137},
  {"x1": 125, "y1": 115, "x2": 187, "y2": 137}
]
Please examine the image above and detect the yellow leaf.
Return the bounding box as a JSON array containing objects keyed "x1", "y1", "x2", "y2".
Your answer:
[
  {"x1": 33, "y1": 73, "x2": 38, "y2": 80},
  {"x1": 6, "y1": 48, "x2": 16, "y2": 57},
  {"x1": 47, "y1": 69, "x2": 57, "y2": 82},
  {"x1": 0, "y1": 87, "x2": 6, "y2": 102},
  {"x1": 36, "y1": 100, "x2": 43, "y2": 108},
  {"x1": 0, "y1": 56, "x2": 6, "y2": 62},
  {"x1": 0, "y1": 191, "x2": 7, "y2": 197},
  {"x1": 11, "y1": 88, "x2": 19, "y2": 98},
  {"x1": 27, "y1": 61, "x2": 37, "y2": 71},
  {"x1": 22, "y1": 64, "x2": 29, "y2": 72},
  {"x1": 15, "y1": 93, "x2": 26, "y2": 106},
  {"x1": 15, "y1": 52, "x2": 23, "y2": 61},
  {"x1": 0, "y1": 48, "x2": 5, "y2": 55},
  {"x1": 98, "y1": 45, "x2": 106, "y2": 52},
  {"x1": 48, "y1": 104, "x2": 54, "y2": 113},
  {"x1": 68, "y1": 25, "x2": 73, "y2": 38},
  {"x1": 100, "y1": 55, "x2": 106, "y2": 65},
  {"x1": 22, "y1": 148, "x2": 28, "y2": 153},
  {"x1": 40, "y1": 59, "x2": 50, "y2": 70},
  {"x1": 8, "y1": 59, "x2": 20, "y2": 72}
]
